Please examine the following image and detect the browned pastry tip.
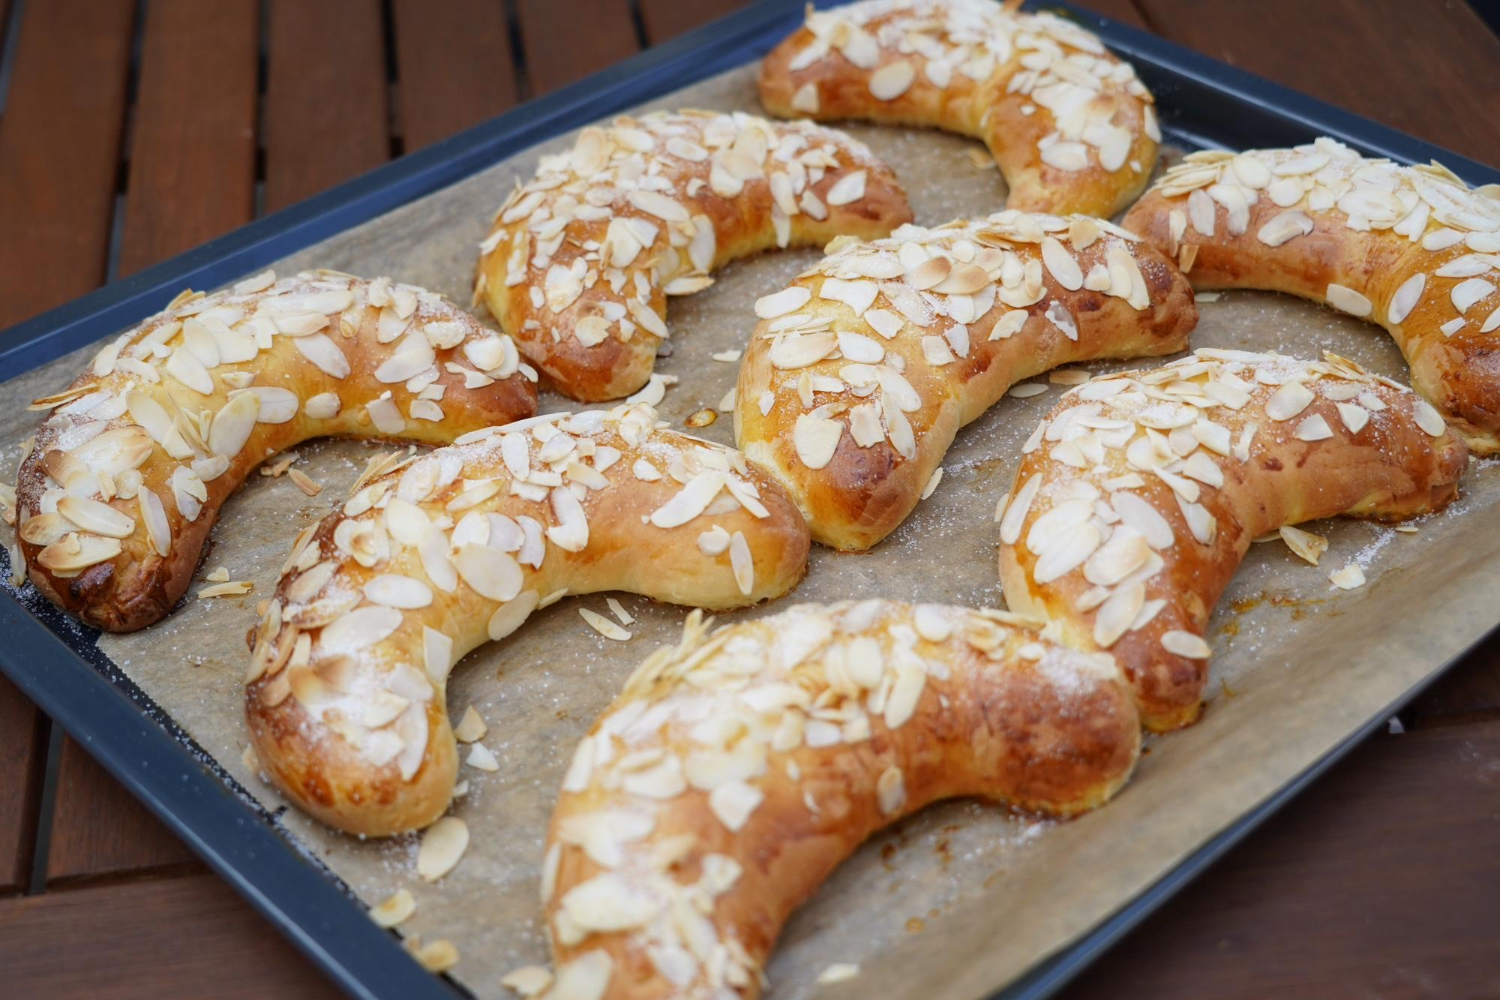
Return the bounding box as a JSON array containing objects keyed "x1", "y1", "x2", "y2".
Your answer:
[
  {"x1": 15, "y1": 271, "x2": 537, "y2": 632},
  {"x1": 475, "y1": 109, "x2": 912, "y2": 403},
  {"x1": 1122, "y1": 136, "x2": 1500, "y2": 454},
  {"x1": 757, "y1": 0, "x2": 1160, "y2": 218},
  {"x1": 245, "y1": 403, "x2": 810, "y2": 836},
  {"x1": 996, "y1": 348, "x2": 1467, "y2": 731},
  {"x1": 735, "y1": 209, "x2": 1196, "y2": 551},
  {"x1": 543, "y1": 600, "x2": 1139, "y2": 998}
]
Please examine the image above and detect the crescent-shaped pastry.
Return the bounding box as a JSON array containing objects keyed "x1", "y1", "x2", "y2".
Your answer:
[
  {"x1": 16, "y1": 271, "x2": 536, "y2": 633},
  {"x1": 474, "y1": 109, "x2": 912, "y2": 402},
  {"x1": 757, "y1": 0, "x2": 1160, "y2": 218},
  {"x1": 244, "y1": 402, "x2": 810, "y2": 836},
  {"x1": 734, "y1": 209, "x2": 1197, "y2": 550},
  {"x1": 1121, "y1": 136, "x2": 1500, "y2": 453},
  {"x1": 995, "y1": 348, "x2": 1467, "y2": 732},
  {"x1": 542, "y1": 600, "x2": 1139, "y2": 999}
]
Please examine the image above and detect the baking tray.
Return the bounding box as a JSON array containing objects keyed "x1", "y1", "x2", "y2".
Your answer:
[{"x1": 2, "y1": 3, "x2": 1497, "y2": 999}]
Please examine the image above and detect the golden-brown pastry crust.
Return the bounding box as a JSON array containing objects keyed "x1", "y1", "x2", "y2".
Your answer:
[
  {"x1": 244, "y1": 403, "x2": 810, "y2": 836},
  {"x1": 757, "y1": 0, "x2": 1160, "y2": 217},
  {"x1": 16, "y1": 271, "x2": 536, "y2": 633},
  {"x1": 543, "y1": 600, "x2": 1139, "y2": 998},
  {"x1": 1122, "y1": 137, "x2": 1500, "y2": 453},
  {"x1": 475, "y1": 110, "x2": 911, "y2": 403},
  {"x1": 996, "y1": 349, "x2": 1467, "y2": 731},
  {"x1": 734, "y1": 210, "x2": 1196, "y2": 550}
]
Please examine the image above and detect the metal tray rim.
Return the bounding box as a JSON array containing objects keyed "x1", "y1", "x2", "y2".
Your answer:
[{"x1": 2, "y1": 3, "x2": 1496, "y2": 999}]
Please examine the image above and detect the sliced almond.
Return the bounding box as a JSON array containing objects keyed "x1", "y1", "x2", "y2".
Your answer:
[
  {"x1": 729, "y1": 530, "x2": 753, "y2": 596},
  {"x1": 416, "y1": 816, "x2": 468, "y2": 882},
  {"x1": 488, "y1": 590, "x2": 540, "y2": 642},
  {"x1": 139, "y1": 489, "x2": 171, "y2": 556},
  {"x1": 793, "y1": 414, "x2": 843, "y2": 469},
  {"x1": 1040, "y1": 237, "x2": 1083, "y2": 290},
  {"x1": 1325, "y1": 282, "x2": 1372, "y2": 318},
  {"x1": 818, "y1": 963, "x2": 860, "y2": 985},
  {"x1": 408, "y1": 938, "x2": 459, "y2": 974},
  {"x1": 825, "y1": 170, "x2": 866, "y2": 206},
  {"x1": 1294, "y1": 413, "x2": 1334, "y2": 441},
  {"x1": 454, "y1": 705, "x2": 488, "y2": 742},
  {"x1": 56, "y1": 496, "x2": 134, "y2": 538},
  {"x1": 37, "y1": 534, "x2": 121, "y2": 573},
  {"x1": 1161, "y1": 629, "x2": 1212, "y2": 658},
  {"x1": 580, "y1": 607, "x2": 631, "y2": 641},
  {"x1": 1264, "y1": 380, "x2": 1314, "y2": 421},
  {"x1": 365, "y1": 573, "x2": 433, "y2": 609},
  {"x1": 1329, "y1": 562, "x2": 1366, "y2": 590},
  {"x1": 868, "y1": 60, "x2": 915, "y2": 100},
  {"x1": 1279, "y1": 525, "x2": 1328, "y2": 565},
  {"x1": 501, "y1": 965, "x2": 554, "y2": 998},
  {"x1": 754, "y1": 286, "x2": 811, "y2": 319},
  {"x1": 454, "y1": 544, "x2": 524, "y2": 602},
  {"x1": 370, "y1": 888, "x2": 416, "y2": 928},
  {"x1": 1412, "y1": 398, "x2": 1446, "y2": 437}
]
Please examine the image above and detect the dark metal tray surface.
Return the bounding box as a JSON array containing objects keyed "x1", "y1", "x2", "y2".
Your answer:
[{"x1": 1, "y1": 3, "x2": 1495, "y2": 998}]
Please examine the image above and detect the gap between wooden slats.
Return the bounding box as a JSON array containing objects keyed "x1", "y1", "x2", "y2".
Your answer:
[
  {"x1": 390, "y1": 0, "x2": 520, "y2": 153},
  {"x1": 0, "y1": 873, "x2": 343, "y2": 1000},
  {"x1": 515, "y1": 0, "x2": 641, "y2": 97},
  {"x1": 1059, "y1": 720, "x2": 1500, "y2": 999},
  {"x1": 637, "y1": 0, "x2": 759, "y2": 44},
  {"x1": 261, "y1": 0, "x2": 389, "y2": 213},
  {"x1": 44, "y1": 0, "x2": 259, "y2": 884},
  {"x1": 0, "y1": 0, "x2": 136, "y2": 893}
]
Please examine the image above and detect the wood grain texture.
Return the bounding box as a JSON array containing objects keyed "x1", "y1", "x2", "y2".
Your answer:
[
  {"x1": 262, "y1": 0, "x2": 391, "y2": 213},
  {"x1": 0, "y1": 0, "x2": 133, "y2": 325},
  {"x1": 638, "y1": 0, "x2": 755, "y2": 43},
  {"x1": 391, "y1": 0, "x2": 518, "y2": 152},
  {"x1": 1059, "y1": 721, "x2": 1500, "y2": 999},
  {"x1": 42, "y1": 0, "x2": 259, "y2": 884},
  {"x1": 516, "y1": 0, "x2": 639, "y2": 96},
  {"x1": 0, "y1": 873, "x2": 343, "y2": 999},
  {"x1": 1406, "y1": 640, "x2": 1500, "y2": 724},
  {"x1": 114, "y1": 0, "x2": 259, "y2": 277},
  {"x1": 1063, "y1": 0, "x2": 1149, "y2": 29},
  {"x1": 44, "y1": 737, "x2": 197, "y2": 885},
  {"x1": 1136, "y1": 0, "x2": 1500, "y2": 165},
  {"x1": 0, "y1": 677, "x2": 42, "y2": 893},
  {"x1": 0, "y1": 0, "x2": 135, "y2": 896},
  {"x1": 1, "y1": 1, "x2": 1498, "y2": 996}
]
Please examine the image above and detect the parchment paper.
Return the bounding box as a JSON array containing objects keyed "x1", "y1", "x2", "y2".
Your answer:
[{"x1": 4, "y1": 63, "x2": 1499, "y2": 1000}]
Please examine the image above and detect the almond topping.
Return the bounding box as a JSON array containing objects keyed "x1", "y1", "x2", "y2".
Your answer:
[{"x1": 416, "y1": 817, "x2": 468, "y2": 882}]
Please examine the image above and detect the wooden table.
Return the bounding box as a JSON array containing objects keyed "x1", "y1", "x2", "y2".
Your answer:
[{"x1": 1, "y1": 1, "x2": 1497, "y2": 997}]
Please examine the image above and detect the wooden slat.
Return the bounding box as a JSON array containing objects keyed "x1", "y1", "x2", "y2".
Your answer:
[
  {"x1": 390, "y1": 0, "x2": 519, "y2": 153},
  {"x1": 45, "y1": 738, "x2": 197, "y2": 884},
  {"x1": 114, "y1": 0, "x2": 259, "y2": 277},
  {"x1": 1135, "y1": 0, "x2": 1500, "y2": 166},
  {"x1": 0, "y1": 677, "x2": 41, "y2": 893},
  {"x1": 0, "y1": 0, "x2": 133, "y2": 325},
  {"x1": 262, "y1": 0, "x2": 391, "y2": 213},
  {"x1": 0, "y1": 873, "x2": 343, "y2": 999},
  {"x1": 0, "y1": 0, "x2": 11, "y2": 117},
  {"x1": 46, "y1": 0, "x2": 259, "y2": 883},
  {"x1": 515, "y1": 0, "x2": 639, "y2": 97},
  {"x1": 1406, "y1": 639, "x2": 1500, "y2": 724},
  {"x1": 1062, "y1": 0, "x2": 1150, "y2": 29},
  {"x1": 638, "y1": 0, "x2": 753, "y2": 44},
  {"x1": 0, "y1": 0, "x2": 134, "y2": 896},
  {"x1": 1059, "y1": 721, "x2": 1500, "y2": 999},
  {"x1": 638, "y1": 0, "x2": 1150, "y2": 43}
]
